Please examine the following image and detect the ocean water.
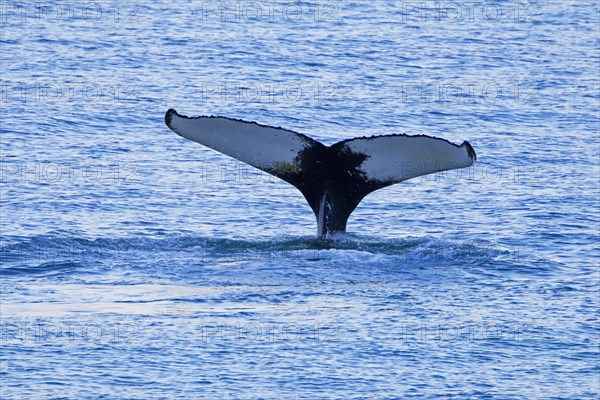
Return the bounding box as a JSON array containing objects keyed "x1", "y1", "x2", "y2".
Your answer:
[{"x1": 1, "y1": 1, "x2": 599, "y2": 398}]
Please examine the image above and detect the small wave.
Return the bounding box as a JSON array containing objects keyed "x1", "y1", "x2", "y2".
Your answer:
[
  {"x1": 0, "y1": 261, "x2": 82, "y2": 277},
  {"x1": 0, "y1": 233, "x2": 557, "y2": 277}
]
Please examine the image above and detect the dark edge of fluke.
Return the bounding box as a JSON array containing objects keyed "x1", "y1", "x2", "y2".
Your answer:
[
  {"x1": 462, "y1": 141, "x2": 477, "y2": 160},
  {"x1": 165, "y1": 108, "x2": 319, "y2": 144},
  {"x1": 165, "y1": 109, "x2": 476, "y2": 158},
  {"x1": 165, "y1": 108, "x2": 177, "y2": 127}
]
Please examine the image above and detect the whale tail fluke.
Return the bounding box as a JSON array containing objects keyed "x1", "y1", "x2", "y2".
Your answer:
[{"x1": 165, "y1": 109, "x2": 476, "y2": 237}]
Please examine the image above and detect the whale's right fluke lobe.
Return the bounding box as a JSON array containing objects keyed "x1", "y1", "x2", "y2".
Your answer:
[
  {"x1": 332, "y1": 134, "x2": 476, "y2": 194},
  {"x1": 315, "y1": 134, "x2": 476, "y2": 236},
  {"x1": 165, "y1": 109, "x2": 476, "y2": 237}
]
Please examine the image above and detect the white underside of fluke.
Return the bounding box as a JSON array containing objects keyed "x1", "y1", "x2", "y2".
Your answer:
[
  {"x1": 344, "y1": 135, "x2": 474, "y2": 183},
  {"x1": 167, "y1": 111, "x2": 312, "y2": 172}
]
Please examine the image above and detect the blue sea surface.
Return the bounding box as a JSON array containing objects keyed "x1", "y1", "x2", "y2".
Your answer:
[{"x1": 1, "y1": 1, "x2": 599, "y2": 399}]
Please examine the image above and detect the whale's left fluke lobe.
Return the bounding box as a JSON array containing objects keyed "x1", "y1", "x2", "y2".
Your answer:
[
  {"x1": 165, "y1": 109, "x2": 476, "y2": 237},
  {"x1": 165, "y1": 109, "x2": 324, "y2": 187}
]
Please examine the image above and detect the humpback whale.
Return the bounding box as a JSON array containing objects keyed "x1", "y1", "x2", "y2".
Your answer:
[{"x1": 165, "y1": 109, "x2": 476, "y2": 237}]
